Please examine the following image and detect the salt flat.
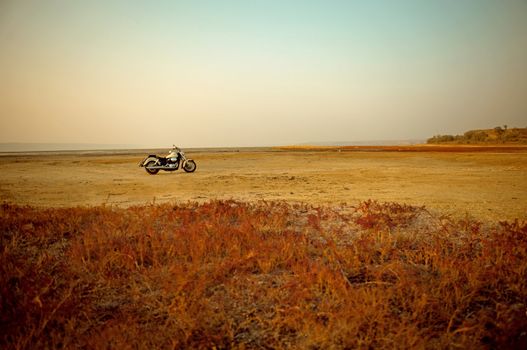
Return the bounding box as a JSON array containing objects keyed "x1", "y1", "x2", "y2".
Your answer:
[{"x1": 1, "y1": 148, "x2": 526, "y2": 221}]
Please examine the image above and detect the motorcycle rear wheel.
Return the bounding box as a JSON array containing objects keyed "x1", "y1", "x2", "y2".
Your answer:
[
  {"x1": 145, "y1": 160, "x2": 159, "y2": 175},
  {"x1": 183, "y1": 160, "x2": 197, "y2": 173}
]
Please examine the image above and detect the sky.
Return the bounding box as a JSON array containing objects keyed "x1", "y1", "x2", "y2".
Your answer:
[{"x1": 1, "y1": 0, "x2": 526, "y2": 148}]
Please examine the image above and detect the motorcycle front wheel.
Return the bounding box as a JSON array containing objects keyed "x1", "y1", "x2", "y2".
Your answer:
[
  {"x1": 183, "y1": 160, "x2": 197, "y2": 173},
  {"x1": 145, "y1": 160, "x2": 159, "y2": 175}
]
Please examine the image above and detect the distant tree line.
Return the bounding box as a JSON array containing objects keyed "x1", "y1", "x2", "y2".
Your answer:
[{"x1": 427, "y1": 126, "x2": 527, "y2": 144}]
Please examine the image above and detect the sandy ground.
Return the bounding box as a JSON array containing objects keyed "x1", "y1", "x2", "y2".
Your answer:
[{"x1": 0, "y1": 149, "x2": 526, "y2": 221}]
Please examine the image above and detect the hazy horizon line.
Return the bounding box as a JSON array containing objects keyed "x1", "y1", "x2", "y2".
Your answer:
[{"x1": 0, "y1": 139, "x2": 425, "y2": 152}]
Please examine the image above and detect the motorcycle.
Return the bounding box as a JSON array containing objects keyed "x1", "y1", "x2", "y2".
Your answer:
[{"x1": 139, "y1": 145, "x2": 197, "y2": 175}]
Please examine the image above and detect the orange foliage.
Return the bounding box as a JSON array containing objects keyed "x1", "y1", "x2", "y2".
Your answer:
[
  {"x1": 1, "y1": 201, "x2": 526, "y2": 348},
  {"x1": 277, "y1": 144, "x2": 527, "y2": 152}
]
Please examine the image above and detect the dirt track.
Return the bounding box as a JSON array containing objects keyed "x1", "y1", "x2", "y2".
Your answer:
[{"x1": 1, "y1": 149, "x2": 526, "y2": 221}]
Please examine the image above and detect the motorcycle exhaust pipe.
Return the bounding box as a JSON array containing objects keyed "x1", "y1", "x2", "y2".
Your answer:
[{"x1": 145, "y1": 166, "x2": 169, "y2": 169}]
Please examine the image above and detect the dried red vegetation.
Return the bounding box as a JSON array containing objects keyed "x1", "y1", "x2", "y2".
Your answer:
[
  {"x1": 1, "y1": 201, "x2": 526, "y2": 349},
  {"x1": 278, "y1": 145, "x2": 527, "y2": 152}
]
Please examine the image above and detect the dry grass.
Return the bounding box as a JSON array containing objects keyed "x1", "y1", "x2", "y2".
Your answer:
[
  {"x1": 1, "y1": 200, "x2": 526, "y2": 349},
  {"x1": 277, "y1": 144, "x2": 527, "y2": 152}
]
